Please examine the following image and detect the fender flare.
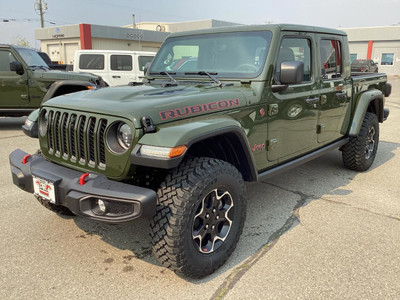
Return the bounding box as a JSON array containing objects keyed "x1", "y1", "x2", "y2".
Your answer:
[
  {"x1": 131, "y1": 118, "x2": 258, "y2": 181},
  {"x1": 349, "y1": 90, "x2": 384, "y2": 136},
  {"x1": 22, "y1": 80, "x2": 97, "y2": 138},
  {"x1": 42, "y1": 80, "x2": 97, "y2": 103}
]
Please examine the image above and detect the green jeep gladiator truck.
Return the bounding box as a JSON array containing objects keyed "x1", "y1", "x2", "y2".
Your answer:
[
  {"x1": 0, "y1": 44, "x2": 106, "y2": 118},
  {"x1": 9, "y1": 24, "x2": 391, "y2": 278}
]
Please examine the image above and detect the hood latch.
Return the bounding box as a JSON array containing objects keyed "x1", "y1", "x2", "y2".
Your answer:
[{"x1": 141, "y1": 115, "x2": 156, "y2": 133}]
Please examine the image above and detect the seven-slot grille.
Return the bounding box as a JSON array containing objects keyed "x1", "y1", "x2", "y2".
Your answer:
[{"x1": 46, "y1": 110, "x2": 108, "y2": 169}]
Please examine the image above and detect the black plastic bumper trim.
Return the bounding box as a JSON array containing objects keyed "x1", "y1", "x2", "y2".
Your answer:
[
  {"x1": 383, "y1": 108, "x2": 390, "y2": 121},
  {"x1": 9, "y1": 149, "x2": 157, "y2": 223}
]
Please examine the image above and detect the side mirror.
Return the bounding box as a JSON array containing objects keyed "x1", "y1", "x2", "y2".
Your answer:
[
  {"x1": 10, "y1": 61, "x2": 24, "y2": 75},
  {"x1": 143, "y1": 62, "x2": 152, "y2": 76},
  {"x1": 280, "y1": 61, "x2": 304, "y2": 85}
]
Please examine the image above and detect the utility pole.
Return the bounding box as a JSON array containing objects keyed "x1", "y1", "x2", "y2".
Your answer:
[{"x1": 34, "y1": 0, "x2": 47, "y2": 28}]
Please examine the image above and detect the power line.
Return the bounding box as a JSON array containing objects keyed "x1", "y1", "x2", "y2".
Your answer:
[{"x1": 1, "y1": 18, "x2": 70, "y2": 25}]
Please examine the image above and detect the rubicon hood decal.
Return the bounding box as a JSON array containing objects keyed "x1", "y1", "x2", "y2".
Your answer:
[{"x1": 159, "y1": 98, "x2": 240, "y2": 120}]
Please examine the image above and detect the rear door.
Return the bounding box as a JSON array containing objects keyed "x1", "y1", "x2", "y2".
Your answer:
[
  {"x1": 0, "y1": 49, "x2": 29, "y2": 108},
  {"x1": 267, "y1": 33, "x2": 319, "y2": 162},
  {"x1": 108, "y1": 54, "x2": 135, "y2": 86},
  {"x1": 316, "y1": 35, "x2": 351, "y2": 143}
]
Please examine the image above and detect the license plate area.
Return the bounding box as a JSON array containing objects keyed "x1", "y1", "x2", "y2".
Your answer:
[{"x1": 33, "y1": 176, "x2": 57, "y2": 204}]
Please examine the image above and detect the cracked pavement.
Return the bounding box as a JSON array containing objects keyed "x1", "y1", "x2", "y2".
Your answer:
[{"x1": 1, "y1": 76, "x2": 400, "y2": 299}]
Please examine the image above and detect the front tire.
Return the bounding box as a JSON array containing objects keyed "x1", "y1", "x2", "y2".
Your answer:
[
  {"x1": 342, "y1": 112, "x2": 379, "y2": 171},
  {"x1": 150, "y1": 157, "x2": 246, "y2": 278}
]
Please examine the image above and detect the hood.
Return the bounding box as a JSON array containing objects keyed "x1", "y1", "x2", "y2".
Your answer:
[
  {"x1": 31, "y1": 69, "x2": 98, "y2": 81},
  {"x1": 44, "y1": 84, "x2": 249, "y2": 128}
]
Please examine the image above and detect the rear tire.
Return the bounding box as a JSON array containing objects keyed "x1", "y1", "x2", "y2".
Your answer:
[
  {"x1": 150, "y1": 157, "x2": 246, "y2": 278},
  {"x1": 342, "y1": 112, "x2": 379, "y2": 171}
]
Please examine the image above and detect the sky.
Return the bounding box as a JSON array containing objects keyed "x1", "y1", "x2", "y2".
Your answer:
[{"x1": 1, "y1": 0, "x2": 400, "y2": 49}]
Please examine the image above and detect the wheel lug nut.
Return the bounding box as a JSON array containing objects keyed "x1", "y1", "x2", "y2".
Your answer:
[
  {"x1": 212, "y1": 225, "x2": 215, "y2": 230},
  {"x1": 205, "y1": 224, "x2": 209, "y2": 229},
  {"x1": 216, "y1": 216, "x2": 220, "y2": 220},
  {"x1": 212, "y1": 208, "x2": 216, "y2": 213},
  {"x1": 206, "y1": 214, "x2": 210, "y2": 219}
]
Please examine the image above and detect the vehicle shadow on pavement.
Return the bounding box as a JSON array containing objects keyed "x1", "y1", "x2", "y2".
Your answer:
[
  {"x1": 71, "y1": 140, "x2": 400, "y2": 282},
  {"x1": 0, "y1": 116, "x2": 26, "y2": 130}
]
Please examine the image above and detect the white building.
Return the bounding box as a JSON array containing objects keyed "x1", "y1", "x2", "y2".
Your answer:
[
  {"x1": 34, "y1": 19, "x2": 240, "y2": 65},
  {"x1": 35, "y1": 21, "x2": 400, "y2": 75}
]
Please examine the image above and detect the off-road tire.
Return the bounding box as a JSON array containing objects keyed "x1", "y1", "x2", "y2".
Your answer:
[
  {"x1": 36, "y1": 197, "x2": 75, "y2": 216},
  {"x1": 150, "y1": 157, "x2": 246, "y2": 278},
  {"x1": 342, "y1": 112, "x2": 379, "y2": 171}
]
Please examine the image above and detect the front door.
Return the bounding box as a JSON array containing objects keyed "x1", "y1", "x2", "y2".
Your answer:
[
  {"x1": 0, "y1": 49, "x2": 29, "y2": 109},
  {"x1": 267, "y1": 34, "x2": 319, "y2": 162}
]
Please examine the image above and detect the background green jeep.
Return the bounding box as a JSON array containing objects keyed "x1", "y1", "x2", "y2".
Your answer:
[{"x1": 0, "y1": 44, "x2": 106, "y2": 118}]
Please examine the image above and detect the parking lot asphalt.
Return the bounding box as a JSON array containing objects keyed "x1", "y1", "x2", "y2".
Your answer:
[{"x1": 1, "y1": 77, "x2": 399, "y2": 299}]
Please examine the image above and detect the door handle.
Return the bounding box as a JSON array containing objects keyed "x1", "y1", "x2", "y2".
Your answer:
[
  {"x1": 306, "y1": 97, "x2": 320, "y2": 107},
  {"x1": 336, "y1": 91, "x2": 347, "y2": 102},
  {"x1": 112, "y1": 76, "x2": 121, "y2": 78}
]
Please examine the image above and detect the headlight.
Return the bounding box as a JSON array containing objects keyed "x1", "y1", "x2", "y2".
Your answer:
[
  {"x1": 117, "y1": 123, "x2": 132, "y2": 149},
  {"x1": 106, "y1": 121, "x2": 134, "y2": 154},
  {"x1": 39, "y1": 109, "x2": 49, "y2": 136}
]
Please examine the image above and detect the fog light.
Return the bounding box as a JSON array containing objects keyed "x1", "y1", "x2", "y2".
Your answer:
[
  {"x1": 98, "y1": 199, "x2": 106, "y2": 212},
  {"x1": 94, "y1": 199, "x2": 108, "y2": 215}
]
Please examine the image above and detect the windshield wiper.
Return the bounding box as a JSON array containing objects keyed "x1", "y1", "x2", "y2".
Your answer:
[
  {"x1": 29, "y1": 65, "x2": 49, "y2": 71},
  {"x1": 185, "y1": 71, "x2": 223, "y2": 87},
  {"x1": 159, "y1": 71, "x2": 177, "y2": 83},
  {"x1": 149, "y1": 71, "x2": 178, "y2": 87}
]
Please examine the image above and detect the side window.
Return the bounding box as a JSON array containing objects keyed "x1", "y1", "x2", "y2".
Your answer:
[
  {"x1": 275, "y1": 37, "x2": 312, "y2": 83},
  {"x1": 138, "y1": 56, "x2": 154, "y2": 71},
  {"x1": 350, "y1": 53, "x2": 357, "y2": 62},
  {"x1": 0, "y1": 50, "x2": 17, "y2": 72},
  {"x1": 320, "y1": 39, "x2": 342, "y2": 80},
  {"x1": 79, "y1": 54, "x2": 104, "y2": 70},
  {"x1": 381, "y1": 53, "x2": 394, "y2": 65},
  {"x1": 110, "y1": 55, "x2": 132, "y2": 71}
]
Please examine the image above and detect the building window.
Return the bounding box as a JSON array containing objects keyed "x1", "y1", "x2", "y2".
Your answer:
[
  {"x1": 110, "y1": 55, "x2": 132, "y2": 71},
  {"x1": 79, "y1": 54, "x2": 104, "y2": 70},
  {"x1": 138, "y1": 56, "x2": 154, "y2": 71},
  {"x1": 320, "y1": 39, "x2": 342, "y2": 80},
  {"x1": 350, "y1": 53, "x2": 357, "y2": 62},
  {"x1": 381, "y1": 53, "x2": 394, "y2": 65}
]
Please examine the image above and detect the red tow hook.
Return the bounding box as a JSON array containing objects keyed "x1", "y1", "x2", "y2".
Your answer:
[
  {"x1": 79, "y1": 173, "x2": 90, "y2": 185},
  {"x1": 22, "y1": 154, "x2": 31, "y2": 164}
]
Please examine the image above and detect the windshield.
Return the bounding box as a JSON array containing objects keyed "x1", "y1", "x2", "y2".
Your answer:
[
  {"x1": 149, "y1": 31, "x2": 272, "y2": 79},
  {"x1": 16, "y1": 48, "x2": 49, "y2": 68}
]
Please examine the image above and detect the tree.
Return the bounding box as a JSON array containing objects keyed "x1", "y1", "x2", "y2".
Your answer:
[{"x1": 10, "y1": 36, "x2": 31, "y2": 48}]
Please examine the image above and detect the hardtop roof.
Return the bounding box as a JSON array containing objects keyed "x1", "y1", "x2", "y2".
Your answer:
[{"x1": 167, "y1": 24, "x2": 346, "y2": 38}]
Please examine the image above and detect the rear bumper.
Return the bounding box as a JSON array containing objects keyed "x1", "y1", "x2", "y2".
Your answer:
[{"x1": 10, "y1": 149, "x2": 157, "y2": 223}]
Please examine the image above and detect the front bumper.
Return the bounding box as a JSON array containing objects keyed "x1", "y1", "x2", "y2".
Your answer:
[{"x1": 10, "y1": 149, "x2": 157, "y2": 223}]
